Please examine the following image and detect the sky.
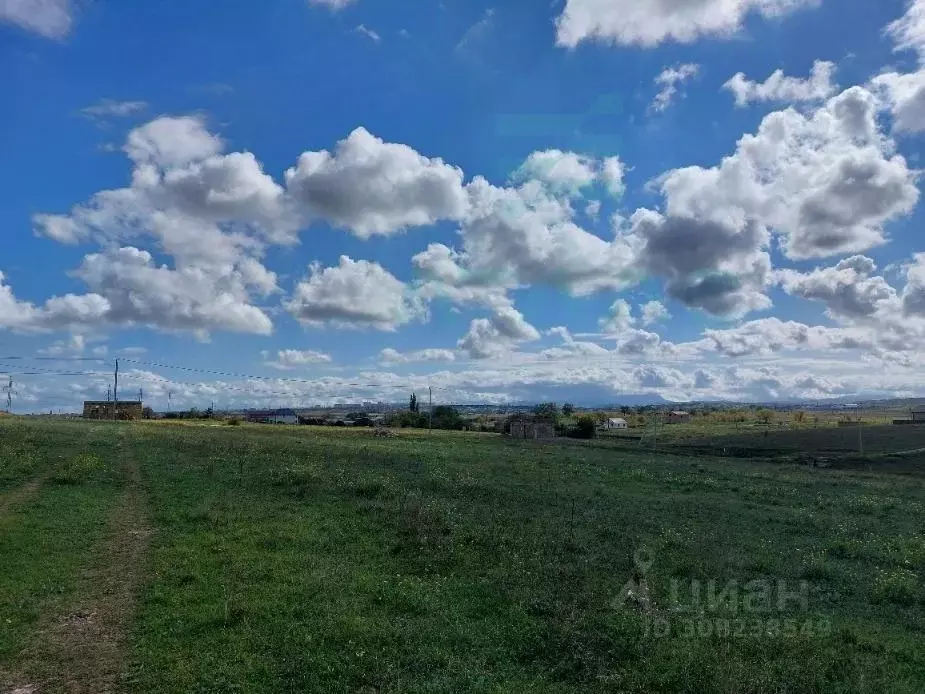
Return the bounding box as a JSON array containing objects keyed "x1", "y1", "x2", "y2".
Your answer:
[{"x1": 2, "y1": 0, "x2": 925, "y2": 411}]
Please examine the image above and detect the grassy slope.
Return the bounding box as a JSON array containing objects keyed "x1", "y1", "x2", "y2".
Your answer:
[{"x1": 1, "y1": 419, "x2": 924, "y2": 692}]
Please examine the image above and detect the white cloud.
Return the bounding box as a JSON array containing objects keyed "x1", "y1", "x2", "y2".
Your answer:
[
  {"x1": 456, "y1": 8, "x2": 495, "y2": 53},
  {"x1": 641, "y1": 86, "x2": 919, "y2": 269},
  {"x1": 652, "y1": 63, "x2": 699, "y2": 112},
  {"x1": 285, "y1": 127, "x2": 468, "y2": 238},
  {"x1": 80, "y1": 99, "x2": 148, "y2": 121},
  {"x1": 124, "y1": 116, "x2": 224, "y2": 169},
  {"x1": 555, "y1": 0, "x2": 819, "y2": 49},
  {"x1": 379, "y1": 348, "x2": 457, "y2": 365},
  {"x1": 0, "y1": 271, "x2": 109, "y2": 333},
  {"x1": 514, "y1": 150, "x2": 598, "y2": 195},
  {"x1": 285, "y1": 256, "x2": 425, "y2": 331},
  {"x1": 0, "y1": 0, "x2": 71, "y2": 38},
  {"x1": 513, "y1": 150, "x2": 627, "y2": 198},
  {"x1": 598, "y1": 299, "x2": 635, "y2": 334},
  {"x1": 901, "y1": 253, "x2": 925, "y2": 316},
  {"x1": 870, "y1": 69, "x2": 925, "y2": 133},
  {"x1": 542, "y1": 326, "x2": 610, "y2": 359},
  {"x1": 458, "y1": 306, "x2": 540, "y2": 359},
  {"x1": 886, "y1": 0, "x2": 925, "y2": 63},
  {"x1": 354, "y1": 24, "x2": 380, "y2": 42},
  {"x1": 777, "y1": 256, "x2": 900, "y2": 320},
  {"x1": 416, "y1": 177, "x2": 640, "y2": 300},
  {"x1": 601, "y1": 157, "x2": 626, "y2": 197},
  {"x1": 73, "y1": 247, "x2": 275, "y2": 337},
  {"x1": 308, "y1": 0, "x2": 356, "y2": 10},
  {"x1": 263, "y1": 349, "x2": 332, "y2": 370},
  {"x1": 701, "y1": 317, "x2": 871, "y2": 357},
  {"x1": 724, "y1": 60, "x2": 837, "y2": 106},
  {"x1": 640, "y1": 300, "x2": 670, "y2": 326}
]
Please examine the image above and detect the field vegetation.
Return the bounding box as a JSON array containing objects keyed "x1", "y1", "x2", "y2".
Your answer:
[{"x1": 0, "y1": 417, "x2": 923, "y2": 692}]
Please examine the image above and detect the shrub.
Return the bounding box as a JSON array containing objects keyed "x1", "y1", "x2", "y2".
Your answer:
[
  {"x1": 226, "y1": 417, "x2": 242, "y2": 426},
  {"x1": 568, "y1": 415, "x2": 597, "y2": 439}
]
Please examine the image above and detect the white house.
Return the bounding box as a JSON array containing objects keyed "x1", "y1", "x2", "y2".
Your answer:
[{"x1": 606, "y1": 417, "x2": 628, "y2": 430}]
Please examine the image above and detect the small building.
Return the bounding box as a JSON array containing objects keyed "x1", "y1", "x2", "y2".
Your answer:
[
  {"x1": 246, "y1": 408, "x2": 299, "y2": 425},
  {"x1": 913, "y1": 409, "x2": 925, "y2": 423},
  {"x1": 606, "y1": 417, "x2": 628, "y2": 430},
  {"x1": 506, "y1": 415, "x2": 556, "y2": 440},
  {"x1": 667, "y1": 410, "x2": 692, "y2": 424},
  {"x1": 83, "y1": 400, "x2": 144, "y2": 420}
]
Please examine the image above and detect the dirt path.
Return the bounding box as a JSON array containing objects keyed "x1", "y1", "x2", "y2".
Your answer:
[
  {"x1": 0, "y1": 475, "x2": 49, "y2": 524},
  {"x1": 2, "y1": 448, "x2": 151, "y2": 694}
]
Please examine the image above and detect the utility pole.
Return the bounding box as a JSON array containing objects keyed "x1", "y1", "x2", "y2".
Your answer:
[
  {"x1": 428, "y1": 386, "x2": 433, "y2": 430},
  {"x1": 858, "y1": 419, "x2": 864, "y2": 456},
  {"x1": 138, "y1": 388, "x2": 143, "y2": 403},
  {"x1": 653, "y1": 410, "x2": 659, "y2": 451},
  {"x1": 3, "y1": 376, "x2": 14, "y2": 413},
  {"x1": 113, "y1": 358, "x2": 119, "y2": 420},
  {"x1": 106, "y1": 384, "x2": 111, "y2": 402}
]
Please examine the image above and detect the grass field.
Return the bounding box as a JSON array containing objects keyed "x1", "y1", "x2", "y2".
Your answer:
[{"x1": 1, "y1": 418, "x2": 924, "y2": 692}]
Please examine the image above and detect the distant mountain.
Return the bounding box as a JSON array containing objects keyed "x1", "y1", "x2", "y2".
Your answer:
[{"x1": 509, "y1": 384, "x2": 670, "y2": 408}]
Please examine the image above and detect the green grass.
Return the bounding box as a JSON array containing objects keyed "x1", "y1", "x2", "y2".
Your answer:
[
  {"x1": 1, "y1": 419, "x2": 924, "y2": 692},
  {"x1": 0, "y1": 422, "x2": 123, "y2": 663}
]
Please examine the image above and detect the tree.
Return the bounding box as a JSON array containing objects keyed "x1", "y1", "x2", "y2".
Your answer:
[
  {"x1": 533, "y1": 402, "x2": 559, "y2": 420},
  {"x1": 562, "y1": 403, "x2": 575, "y2": 416},
  {"x1": 409, "y1": 393, "x2": 418, "y2": 413},
  {"x1": 757, "y1": 408, "x2": 775, "y2": 425},
  {"x1": 431, "y1": 406, "x2": 463, "y2": 430},
  {"x1": 569, "y1": 415, "x2": 597, "y2": 439},
  {"x1": 620, "y1": 406, "x2": 630, "y2": 416}
]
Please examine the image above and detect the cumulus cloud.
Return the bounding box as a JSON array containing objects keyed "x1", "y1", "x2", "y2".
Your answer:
[
  {"x1": 652, "y1": 63, "x2": 699, "y2": 112},
  {"x1": 598, "y1": 299, "x2": 635, "y2": 334},
  {"x1": 72, "y1": 247, "x2": 275, "y2": 337},
  {"x1": 555, "y1": 0, "x2": 819, "y2": 48},
  {"x1": 640, "y1": 86, "x2": 919, "y2": 267},
  {"x1": 701, "y1": 317, "x2": 870, "y2": 357},
  {"x1": 416, "y1": 177, "x2": 640, "y2": 301},
  {"x1": 285, "y1": 256, "x2": 424, "y2": 331},
  {"x1": 901, "y1": 253, "x2": 925, "y2": 316},
  {"x1": 379, "y1": 348, "x2": 457, "y2": 365},
  {"x1": 262, "y1": 349, "x2": 332, "y2": 370},
  {"x1": 0, "y1": 271, "x2": 109, "y2": 333},
  {"x1": 629, "y1": 210, "x2": 772, "y2": 317},
  {"x1": 513, "y1": 150, "x2": 626, "y2": 198},
  {"x1": 541, "y1": 326, "x2": 610, "y2": 359},
  {"x1": 871, "y1": 2, "x2": 925, "y2": 133},
  {"x1": 285, "y1": 127, "x2": 468, "y2": 238},
  {"x1": 870, "y1": 69, "x2": 925, "y2": 134},
  {"x1": 777, "y1": 256, "x2": 900, "y2": 320},
  {"x1": 458, "y1": 306, "x2": 540, "y2": 359},
  {"x1": 124, "y1": 116, "x2": 224, "y2": 169},
  {"x1": 640, "y1": 300, "x2": 670, "y2": 326},
  {"x1": 724, "y1": 60, "x2": 837, "y2": 106},
  {"x1": 0, "y1": 0, "x2": 71, "y2": 38}
]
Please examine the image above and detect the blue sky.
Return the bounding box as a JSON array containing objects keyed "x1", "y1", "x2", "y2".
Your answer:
[{"x1": 2, "y1": 0, "x2": 925, "y2": 411}]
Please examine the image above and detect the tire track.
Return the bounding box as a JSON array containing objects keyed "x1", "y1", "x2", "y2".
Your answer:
[{"x1": 2, "y1": 447, "x2": 150, "y2": 694}]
